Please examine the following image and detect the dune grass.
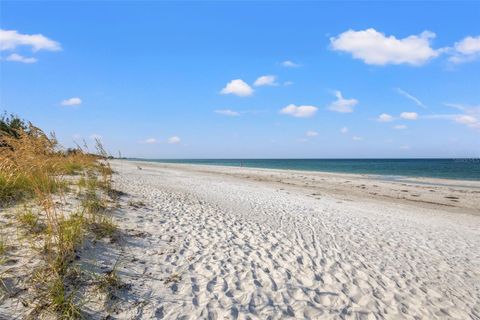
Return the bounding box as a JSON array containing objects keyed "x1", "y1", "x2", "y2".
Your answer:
[
  {"x1": 0, "y1": 117, "x2": 117, "y2": 318},
  {"x1": 0, "y1": 236, "x2": 6, "y2": 256}
]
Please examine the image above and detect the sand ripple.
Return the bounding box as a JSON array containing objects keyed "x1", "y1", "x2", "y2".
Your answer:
[{"x1": 107, "y1": 161, "x2": 480, "y2": 319}]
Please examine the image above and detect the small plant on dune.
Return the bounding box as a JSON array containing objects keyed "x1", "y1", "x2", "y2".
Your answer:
[
  {"x1": 55, "y1": 214, "x2": 85, "y2": 265},
  {"x1": 81, "y1": 190, "x2": 106, "y2": 217},
  {"x1": 16, "y1": 206, "x2": 41, "y2": 232},
  {"x1": 85, "y1": 174, "x2": 98, "y2": 190},
  {"x1": 62, "y1": 161, "x2": 84, "y2": 176},
  {"x1": 0, "y1": 236, "x2": 7, "y2": 256},
  {"x1": 97, "y1": 269, "x2": 121, "y2": 294},
  {"x1": 95, "y1": 259, "x2": 125, "y2": 301},
  {"x1": 77, "y1": 176, "x2": 86, "y2": 188},
  {"x1": 46, "y1": 273, "x2": 82, "y2": 319},
  {"x1": 90, "y1": 216, "x2": 117, "y2": 239}
]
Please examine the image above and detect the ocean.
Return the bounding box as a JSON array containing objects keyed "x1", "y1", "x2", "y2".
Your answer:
[{"x1": 134, "y1": 159, "x2": 480, "y2": 181}]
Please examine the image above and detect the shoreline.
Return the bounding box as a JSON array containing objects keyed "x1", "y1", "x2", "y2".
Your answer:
[
  {"x1": 122, "y1": 159, "x2": 480, "y2": 215},
  {"x1": 129, "y1": 158, "x2": 480, "y2": 184}
]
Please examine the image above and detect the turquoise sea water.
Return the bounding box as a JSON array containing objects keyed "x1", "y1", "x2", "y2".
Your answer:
[{"x1": 133, "y1": 159, "x2": 480, "y2": 181}]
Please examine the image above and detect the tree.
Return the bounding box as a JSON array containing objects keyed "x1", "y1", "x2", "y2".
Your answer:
[{"x1": 0, "y1": 112, "x2": 28, "y2": 139}]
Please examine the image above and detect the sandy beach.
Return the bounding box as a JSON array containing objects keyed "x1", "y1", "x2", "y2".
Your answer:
[{"x1": 85, "y1": 159, "x2": 479, "y2": 319}]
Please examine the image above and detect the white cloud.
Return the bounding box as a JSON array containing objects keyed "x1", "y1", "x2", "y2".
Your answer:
[
  {"x1": 254, "y1": 75, "x2": 278, "y2": 87},
  {"x1": 400, "y1": 112, "x2": 418, "y2": 120},
  {"x1": 281, "y1": 60, "x2": 301, "y2": 67},
  {"x1": 220, "y1": 79, "x2": 253, "y2": 97},
  {"x1": 61, "y1": 97, "x2": 82, "y2": 106},
  {"x1": 305, "y1": 130, "x2": 318, "y2": 137},
  {"x1": 280, "y1": 104, "x2": 318, "y2": 118},
  {"x1": 454, "y1": 36, "x2": 480, "y2": 55},
  {"x1": 393, "y1": 124, "x2": 407, "y2": 130},
  {"x1": 352, "y1": 136, "x2": 364, "y2": 141},
  {"x1": 455, "y1": 115, "x2": 478, "y2": 125},
  {"x1": 328, "y1": 91, "x2": 358, "y2": 113},
  {"x1": 283, "y1": 81, "x2": 293, "y2": 86},
  {"x1": 5, "y1": 53, "x2": 37, "y2": 64},
  {"x1": 396, "y1": 88, "x2": 426, "y2": 108},
  {"x1": 0, "y1": 29, "x2": 61, "y2": 52},
  {"x1": 143, "y1": 138, "x2": 157, "y2": 144},
  {"x1": 449, "y1": 35, "x2": 480, "y2": 64},
  {"x1": 215, "y1": 109, "x2": 240, "y2": 116},
  {"x1": 168, "y1": 136, "x2": 181, "y2": 144},
  {"x1": 330, "y1": 28, "x2": 439, "y2": 66},
  {"x1": 340, "y1": 127, "x2": 349, "y2": 134},
  {"x1": 426, "y1": 110, "x2": 480, "y2": 130},
  {"x1": 377, "y1": 113, "x2": 394, "y2": 122},
  {"x1": 400, "y1": 145, "x2": 411, "y2": 150}
]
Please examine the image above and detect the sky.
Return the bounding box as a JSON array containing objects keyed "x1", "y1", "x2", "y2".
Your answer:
[{"x1": 1, "y1": 1, "x2": 479, "y2": 159}]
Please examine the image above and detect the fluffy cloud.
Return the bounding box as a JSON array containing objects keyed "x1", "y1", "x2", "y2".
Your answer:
[
  {"x1": 5, "y1": 53, "x2": 37, "y2": 64},
  {"x1": 142, "y1": 138, "x2": 157, "y2": 144},
  {"x1": 254, "y1": 75, "x2": 278, "y2": 87},
  {"x1": 396, "y1": 88, "x2": 426, "y2": 108},
  {"x1": 330, "y1": 28, "x2": 439, "y2": 66},
  {"x1": 280, "y1": 104, "x2": 318, "y2": 118},
  {"x1": 400, "y1": 112, "x2": 418, "y2": 120},
  {"x1": 215, "y1": 109, "x2": 240, "y2": 116},
  {"x1": 328, "y1": 91, "x2": 358, "y2": 113},
  {"x1": 220, "y1": 79, "x2": 253, "y2": 97},
  {"x1": 454, "y1": 36, "x2": 480, "y2": 55},
  {"x1": 377, "y1": 113, "x2": 394, "y2": 122},
  {"x1": 61, "y1": 97, "x2": 82, "y2": 106},
  {"x1": 0, "y1": 29, "x2": 61, "y2": 52},
  {"x1": 449, "y1": 35, "x2": 480, "y2": 64},
  {"x1": 280, "y1": 60, "x2": 301, "y2": 68},
  {"x1": 305, "y1": 130, "x2": 318, "y2": 137},
  {"x1": 393, "y1": 124, "x2": 407, "y2": 130},
  {"x1": 168, "y1": 136, "x2": 181, "y2": 144},
  {"x1": 340, "y1": 127, "x2": 349, "y2": 134}
]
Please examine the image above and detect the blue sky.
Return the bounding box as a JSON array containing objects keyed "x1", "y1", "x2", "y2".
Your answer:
[{"x1": 1, "y1": 1, "x2": 479, "y2": 159}]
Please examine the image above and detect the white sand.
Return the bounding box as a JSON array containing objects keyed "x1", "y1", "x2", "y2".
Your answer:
[{"x1": 105, "y1": 160, "x2": 479, "y2": 319}]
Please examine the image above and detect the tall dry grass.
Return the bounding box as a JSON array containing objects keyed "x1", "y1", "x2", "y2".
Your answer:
[
  {"x1": 0, "y1": 125, "x2": 95, "y2": 204},
  {"x1": 0, "y1": 122, "x2": 115, "y2": 318}
]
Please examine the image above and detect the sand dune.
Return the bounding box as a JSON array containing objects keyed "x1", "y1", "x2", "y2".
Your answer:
[{"x1": 105, "y1": 160, "x2": 480, "y2": 319}]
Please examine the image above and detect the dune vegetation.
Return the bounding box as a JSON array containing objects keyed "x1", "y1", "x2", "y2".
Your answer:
[{"x1": 0, "y1": 113, "x2": 120, "y2": 318}]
